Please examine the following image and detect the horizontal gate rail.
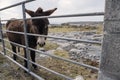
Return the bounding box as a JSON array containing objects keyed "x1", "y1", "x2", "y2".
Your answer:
[
  {"x1": 0, "y1": 0, "x2": 35, "y2": 11},
  {"x1": 0, "y1": 0, "x2": 103, "y2": 79},
  {"x1": 2, "y1": 38, "x2": 99, "y2": 71},
  {"x1": 4, "y1": 30, "x2": 102, "y2": 45},
  {"x1": 1, "y1": 12, "x2": 104, "y2": 22},
  {"x1": 1, "y1": 45, "x2": 27, "y2": 60},
  {"x1": 29, "y1": 47, "x2": 99, "y2": 71},
  {"x1": 29, "y1": 61, "x2": 73, "y2": 80},
  {"x1": 0, "y1": 51, "x2": 45, "y2": 80},
  {"x1": 0, "y1": 44, "x2": 73, "y2": 80},
  {"x1": 3, "y1": 38, "x2": 26, "y2": 48}
]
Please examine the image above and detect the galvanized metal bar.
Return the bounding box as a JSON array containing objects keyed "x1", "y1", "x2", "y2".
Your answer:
[
  {"x1": 0, "y1": 44, "x2": 73, "y2": 80},
  {"x1": 3, "y1": 38, "x2": 99, "y2": 71},
  {"x1": 30, "y1": 60, "x2": 73, "y2": 80},
  {"x1": 0, "y1": 44, "x2": 73, "y2": 79},
  {"x1": 27, "y1": 33, "x2": 102, "y2": 45},
  {"x1": 0, "y1": 19, "x2": 6, "y2": 55},
  {"x1": 3, "y1": 38, "x2": 26, "y2": 48},
  {"x1": 3, "y1": 46, "x2": 27, "y2": 61},
  {"x1": 4, "y1": 30, "x2": 24, "y2": 34},
  {"x1": 1, "y1": 12, "x2": 104, "y2": 22},
  {"x1": 29, "y1": 71, "x2": 44, "y2": 80},
  {"x1": 26, "y1": 12, "x2": 104, "y2": 19},
  {"x1": 28, "y1": 47, "x2": 99, "y2": 71},
  {"x1": 4, "y1": 30, "x2": 102, "y2": 45},
  {"x1": 0, "y1": 0, "x2": 103, "y2": 79},
  {"x1": 22, "y1": 3, "x2": 31, "y2": 72},
  {"x1": 2, "y1": 43, "x2": 73, "y2": 80},
  {"x1": 0, "y1": 51, "x2": 28, "y2": 71},
  {"x1": 0, "y1": 51, "x2": 44, "y2": 80},
  {"x1": 0, "y1": 0, "x2": 35, "y2": 11}
]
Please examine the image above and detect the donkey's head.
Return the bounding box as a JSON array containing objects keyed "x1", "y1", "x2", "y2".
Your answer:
[{"x1": 25, "y1": 7, "x2": 57, "y2": 47}]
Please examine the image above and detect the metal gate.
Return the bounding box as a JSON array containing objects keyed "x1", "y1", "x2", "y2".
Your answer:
[{"x1": 0, "y1": 0, "x2": 104, "y2": 80}]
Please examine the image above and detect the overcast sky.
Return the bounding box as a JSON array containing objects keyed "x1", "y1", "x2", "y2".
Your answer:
[{"x1": 0, "y1": 0, "x2": 105, "y2": 24}]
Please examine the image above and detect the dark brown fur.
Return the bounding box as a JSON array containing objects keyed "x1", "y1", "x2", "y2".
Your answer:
[{"x1": 6, "y1": 7, "x2": 57, "y2": 69}]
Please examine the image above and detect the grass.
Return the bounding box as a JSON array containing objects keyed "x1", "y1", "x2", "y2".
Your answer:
[
  {"x1": 0, "y1": 25, "x2": 102, "y2": 80},
  {"x1": 38, "y1": 58, "x2": 97, "y2": 80},
  {"x1": 0, "y1": 40, "x2": 99, "y2": 80},
  {"x1": 41, "y1": 25, "x2": 102, "y2": 80},
  {"x1": 49, "y1": 26, "x2": 80, "y2": 33},
  {"x1": 0, "y1": 53, "x2": 98, "y2": 80},
  {"x1": 43, "y1": 41, "x2": 59, "y2": 50},
  {"x1": 36, "y1": 57, "x2": 98, "y2": 80},
  {"x1": 36, "y1": 41, "x2": 99, "y2": 80},
  {"x1": 54, "y1": 50, "x2": 69, "y2": 58},
  {"x1": 96, "y1": 24, "x2": 103, "y2": 34},
  {"x1": 49, "y1": 25, "x2": 103, "y2": 34}
]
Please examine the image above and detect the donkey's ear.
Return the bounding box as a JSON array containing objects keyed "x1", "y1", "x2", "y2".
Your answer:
[
  {"x1": 35, "y1": 7, "x2": 43, "y2": 14},
  {"x1": 25, "y1": 9, "x2": 34, "y2": 17},
  {"x1": 43, "y1": 8, "x2": 57, "y2": 16}
]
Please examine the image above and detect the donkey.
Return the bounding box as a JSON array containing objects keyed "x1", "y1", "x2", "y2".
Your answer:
[{"x1": 6, "y1": 7, "x2": 57, "y2": 69}]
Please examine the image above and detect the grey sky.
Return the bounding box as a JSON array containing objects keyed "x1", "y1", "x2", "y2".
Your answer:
[{"x1": 0, "y1": 0, "x2": 105, "y2": 24}]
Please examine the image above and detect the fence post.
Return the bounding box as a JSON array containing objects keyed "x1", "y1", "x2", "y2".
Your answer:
[
  {"x1": 0, "y1": 19, "x2": 6, "y2": 55},
  {"x1": 98, "y1": 0, "x2": 120, "y2": 80}
]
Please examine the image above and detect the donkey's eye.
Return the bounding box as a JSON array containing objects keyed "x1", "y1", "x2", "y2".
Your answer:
[{"x1": 45, "y1": 25, "x2": 48, "y2": 29}]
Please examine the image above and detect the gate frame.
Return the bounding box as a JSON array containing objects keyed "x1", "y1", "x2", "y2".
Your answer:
[{"x1": 0, "y1": 0, "x2": 108, "y2": 80}]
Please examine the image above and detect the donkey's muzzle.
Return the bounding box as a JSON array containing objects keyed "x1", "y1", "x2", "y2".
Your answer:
[
  {"x1": 38, "y1": 42, "x2": 45, "y2": 47},
  {"x1": 37, "y1": 37, "x2": 46, "y2": 47}
]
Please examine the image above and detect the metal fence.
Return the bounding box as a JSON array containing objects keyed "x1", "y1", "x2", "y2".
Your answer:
[{"x1": 0, "y1": 0, "x2": 104, "y2": 80}]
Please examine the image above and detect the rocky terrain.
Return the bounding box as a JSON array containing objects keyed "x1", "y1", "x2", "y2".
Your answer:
[
  {"x1": 0, "y1": 25, "x2": 103, "y2": 80},
  {"x1": 36, "y1": 30, "x2": 102, "y2": 80},
  {"x1": 47, "y1": 31, "x2": 102, "y2": 62}
]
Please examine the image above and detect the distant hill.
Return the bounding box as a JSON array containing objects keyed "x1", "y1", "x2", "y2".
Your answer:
[
  {"x1": 66, "y1": 21, "x2": 103, "y2": 26},
  {"x1": 49, "y1": 21, "x2": 103, "y2": 28}
]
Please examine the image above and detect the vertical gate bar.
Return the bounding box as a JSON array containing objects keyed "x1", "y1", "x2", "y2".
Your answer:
[
  {"x1": 0, "y1": 19, "x2": 6, "y2": 55},
  {"x1": 22, "y1": 3, "x2": 31, "y2": 72}
]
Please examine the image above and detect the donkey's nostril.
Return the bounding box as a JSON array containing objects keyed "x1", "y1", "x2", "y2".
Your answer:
[
  {"x1": 41, "y1": 42, "x2": 45, "y2": 47},
  {"x1": 43, "y1": 42, "x2": 45, "y2": 46}
]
